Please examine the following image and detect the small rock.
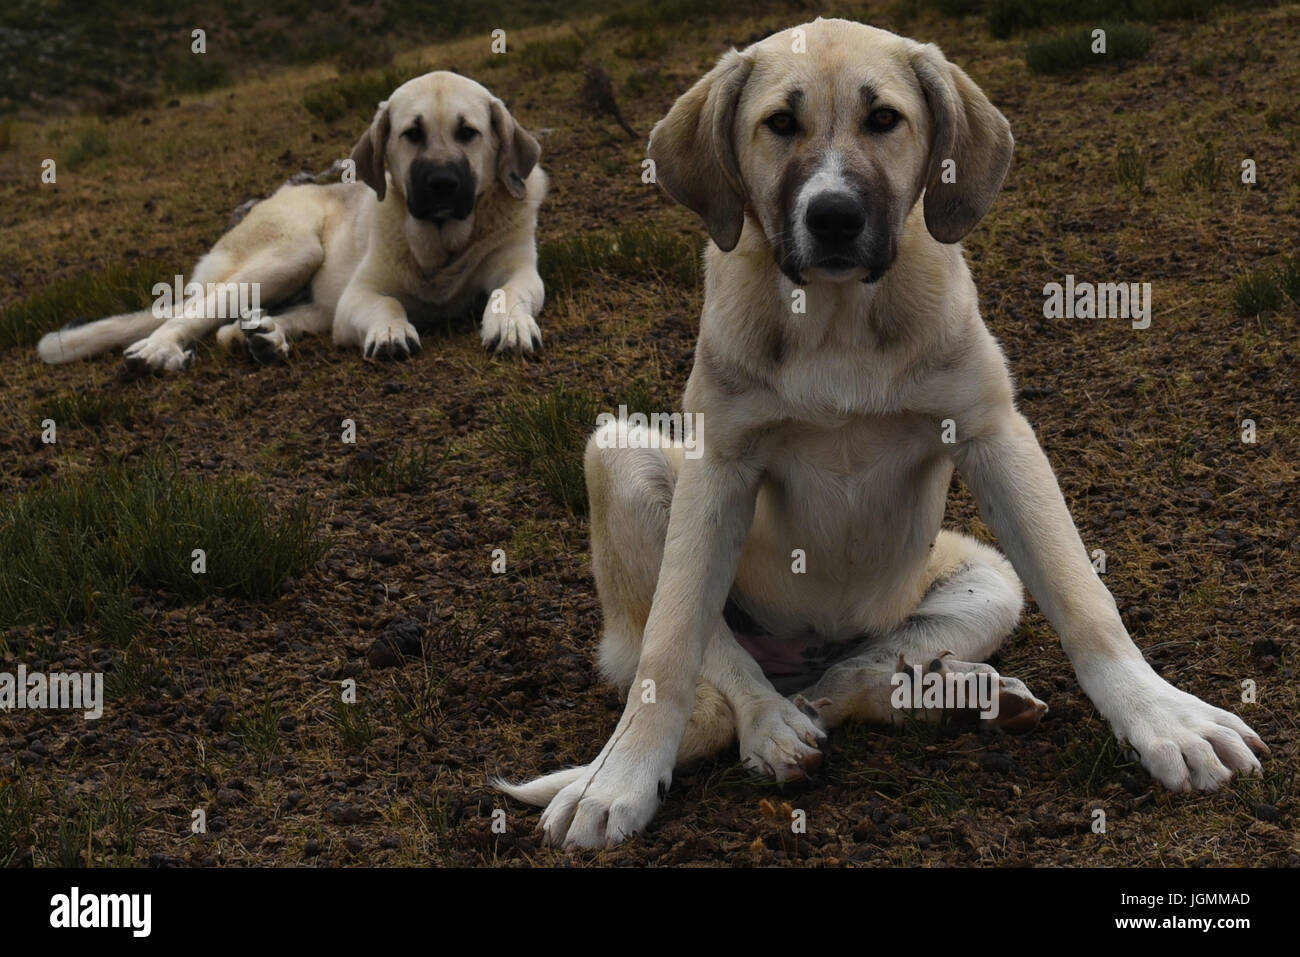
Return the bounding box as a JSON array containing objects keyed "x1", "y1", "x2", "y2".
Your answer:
[
  {"x1": 324, "y1": 801, "x2": 361, "y2": 825},
  {"x1": 1254, "y1": 803, "x2": 1281, "y2": 823},
  {"x1": 1252, "y1": 637, "x2": 1282, "y2": 659}
]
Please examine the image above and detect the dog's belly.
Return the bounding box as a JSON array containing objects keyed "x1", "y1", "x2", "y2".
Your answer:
[
  {"x1": 731, "y1": 414, "x2": 952, "y2": 645},
  {"x1": 725, "y1": 597, "x2": 865, "y2": 689}
]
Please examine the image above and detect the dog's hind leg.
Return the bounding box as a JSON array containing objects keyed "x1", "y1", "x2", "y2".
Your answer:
[
  {"x1": 796, "y1": 530, "x2": 1047, "y2": 734},
  {"x1": 215, "y1": 302, "x2": 333, "y2": 364},
  {"x1": 123, "y1": 239, "x2": 324, "y2": 375}
]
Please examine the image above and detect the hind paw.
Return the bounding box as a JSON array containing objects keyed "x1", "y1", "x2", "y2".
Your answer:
[
  {"x1": 925, "y1": 654, "x2": 1048, "y2": 734},
  {"x1": 123, "y1": 337, "x2": 194, "y2": 375},
  {"x1": 242, "y1": 314, "x2": 290, "y2": 365}
]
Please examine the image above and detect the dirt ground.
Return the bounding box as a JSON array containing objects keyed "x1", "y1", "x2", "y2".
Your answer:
[{"x1": 0, "y1": 2, "x2": 1297, "y2": 867}]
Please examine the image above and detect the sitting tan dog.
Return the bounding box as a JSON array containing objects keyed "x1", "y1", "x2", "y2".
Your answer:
[
  {"x1": 38, "y1": 71, "x2": 547, "y2": 371},
  {"x1": 498, "y1": 19, "x2": 1266, "y2": 849}
]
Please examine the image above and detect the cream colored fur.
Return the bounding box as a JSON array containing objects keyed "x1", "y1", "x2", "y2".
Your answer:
[
  {"x1": 497, "y1": 20, "x2": 1266, "y2": 850},
  {"x1": 37, "y1": 72, "x2": 547, "y2": 371}
]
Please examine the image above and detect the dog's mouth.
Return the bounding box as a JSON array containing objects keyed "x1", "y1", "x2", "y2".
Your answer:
[
  {"x1": 406, "y1": 158, "x2": 477, "y2": 224},
  {"x1": 407, "y1": 198, "x2": 475, "y2": 224},
  {"x1": 783, "y1": 255, "x2": 890, "y2": 286}
]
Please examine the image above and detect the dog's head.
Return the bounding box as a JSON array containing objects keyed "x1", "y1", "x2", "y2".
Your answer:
[
  {"x1": 647, "y1": 20, "x2": 1013, "y2": 284},
  {"x1": 350, "y1": 71, "x2": 540, "y2": 225}
]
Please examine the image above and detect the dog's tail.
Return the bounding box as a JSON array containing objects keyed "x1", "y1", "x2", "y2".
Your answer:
[
  {"x1": 491, "y1": 767, "x2": 588, "y2": 807},
  {"x1": 37, "y1": 308, "x2": 167, "y2": 364}
]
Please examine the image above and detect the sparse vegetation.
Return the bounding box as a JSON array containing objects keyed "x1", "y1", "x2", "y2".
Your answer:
[
  {"x1": 1113, "y1": 144, "x2": 1147, "y2": 191},
  {"x1": 518, "y1": 32, "x2": 588, "y2": 75},
  {"x1": 303, "y1": 67, "x2": 412, "y2": 124},
  {"x1": 1025, "y1": 22, "x2": 1152, "y2": 76},
  {"x1": 1234, "y1": 254, "x2": 1300, "y2": 316},
  {"x1": 489, "y1": 383, "x2": 601, "y2": 515},
  {"x1": 58, "y1": 125, "x2": 111, "y2": 170},
  {"x1": 33, "y1": 391, "x2": 142, "y2": 430},
  {"x1": 614, "y1": 31, "x2": 671, "y2": 60},
  {"x1": 986, "y1": 0, "x2": 1225, "y2": 38},
  {"x1": 0, "y1": 260, "x2": 171, "y2": 350},
  {"x1": 489, "y1": 379, "x2": 659, "y2": 514},
  {"x1": 343, "y1": 443, "x2": 443, "y2": 496},
  {"x1": 0, "y1": 454, "x2": 327, "y2": 644},
  {"x1": 233, "y1": 696, "x2": 286, "y2": 762},
  {"x1": 1181, "y1": 142, "x2": 1224, "y2": 190},
  {"x1": 539, "y1": 226, "x2": 701, "y2": 296}
]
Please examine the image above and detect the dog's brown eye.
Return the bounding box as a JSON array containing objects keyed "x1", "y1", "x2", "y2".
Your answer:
[
  {"x1": 455, "y1": 125, "x2": 480, "y2": 144},
  {"x1": 765, "y1": 112, "x2": 798, "y2": 136},
  {"x1": 401, "y1": 127, "x2": 423, "y2": 144},
  {"x1": 866, "y1": 108, "x2": 900, "y2": 132}
]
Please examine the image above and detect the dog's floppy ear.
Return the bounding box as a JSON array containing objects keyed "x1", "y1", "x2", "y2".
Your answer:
[
  {"x1": 351, "y1": 100, "x2": 392, "y2": 201},
  {"x1": 490, "y1": 98, "x2": 541, "y2": 200},
  {"x1": 647, "y1": 49, "x2": 754, "y2": 252},
  {"x1": 910, "y1": 44, "x2": 1013, "y2": 244}
]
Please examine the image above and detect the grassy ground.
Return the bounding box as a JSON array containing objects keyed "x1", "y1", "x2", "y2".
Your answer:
[{"x1": 0, "y1": 1, "x2": 1297, "y2": 866}]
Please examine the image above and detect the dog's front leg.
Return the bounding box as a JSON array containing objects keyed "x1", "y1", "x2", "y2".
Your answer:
[
  {"x1": 541, "y1": 451, "x2": 761, "y2": 849},
  {"x1": 335, "y1": 276, "x2": 421, "y2": 361},
  {"x1": 479, "y1": 243, "x2": 544, "y2": 354},
  {"x1": 957, "y1": 410, "x2": 1266, "y2": 792}
]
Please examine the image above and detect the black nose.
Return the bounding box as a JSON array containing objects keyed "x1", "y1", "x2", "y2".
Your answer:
[
  {"x1": 426, "y1": 170, "x2": 459, "y2": 196},
  {"x1": 805, "y1": 193, "x2": 866, "y2": 243}
]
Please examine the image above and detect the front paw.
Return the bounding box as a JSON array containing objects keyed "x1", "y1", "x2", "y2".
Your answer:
[
  {"x1": 737, "y1": 694, "x2": 828, "y2": 783},
  {"x1": 123, "y1": 337, "x2": 194, "y2": 375},
  {"x1": 363, "y1": 319, "x2": 421, "y2": 361},
  {"x1": 538, "y1": 759, "x2": 667, "y2": 850},
  {"x1": 481, "y1": 307, "x2": 541, "y2": 354},
  {"x1": 1101, "y1": 670, "x2": 1266, "y2": 792}
]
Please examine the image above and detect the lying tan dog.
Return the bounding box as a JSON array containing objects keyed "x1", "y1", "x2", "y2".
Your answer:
[
  {"x1": 37, "y1": 71, "x2": 547, "y2": 371},
  {"x1": 498, "y1": 19, "x2": 1266, "y2": 848}
]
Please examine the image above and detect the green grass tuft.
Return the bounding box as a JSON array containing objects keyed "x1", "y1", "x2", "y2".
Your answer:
[
  {"x1": 1180, "y1": 142, "x2": 1224, "y2": 190},
  {"x1": 614, "y1": 31, "x2": 671, "y2": 60},
  {"x1": 987, "y1": 0, "x2": 1223, "y2": 38},
  {"x1": 0, "y1": 259, "x2": 172, "y2": 350},
  {"x1": 539, "y1": 226, "x2": 701, "y2": 297},
  {"x1": 489, "y1": 379, "x2": 662, "y2": 515},
  {"x1": 1233, "y1": 255, "x2": 1300, "y2": 317},
  {"x1": 233, "y1": 696, "x2": 285, "y2": 762},
  {"x1": 0, "y1": 454, "x2": 327, "y2": 644},
  {"x1": 161, "y1": 50, "x2": 229, "y2": 94},
  {"x1": 1024, "y1": 22, "x2": 1152, "y2": 76},
  {"x1": 343, "y1": 444, "x2": 444, "y2": 496},
  {"x1": 518, "y1": 33, "x2": 587, "y2": 75},
  {"x1": 303, "y1": 67, "x2": 411, "y2": 124},
  {"x1": 1113, "y1": 144, "x2": 1147, "y2": 191},
  {"x1": 33, "y1": 391, "x2": 142, "y2": 430},
  {"x1": 59, "y1": 126, "x2": 111, "y2": 171},
  {"x1": 1276, "y1": 253, "x2": 1300, "y2": 302}
]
